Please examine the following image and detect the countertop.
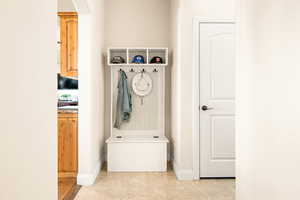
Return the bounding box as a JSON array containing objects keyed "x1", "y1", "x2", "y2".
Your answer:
[{"x1": 58, "y1": 106, "x2": 78, "y2": 114}]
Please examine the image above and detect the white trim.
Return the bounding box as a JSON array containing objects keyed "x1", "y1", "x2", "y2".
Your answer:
[
  {"x1": 193, "y1": 17, "x2": 236, "y2": 24},
  {"x1": 173, "y1": 160, "x2": 194, "y2": 180},
  {"x1": 192, "y1": 17, "x2": 236, "y2": 180},
  {"x1": 192, "y1": 17, "x2": 200, "y2": 180},
  {"x1": 77, "y1": 159, "x2": 102, "y2": 186}
]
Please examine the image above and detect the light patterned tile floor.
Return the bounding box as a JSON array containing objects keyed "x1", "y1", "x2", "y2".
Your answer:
[{"x1": 75, "y1": 167, "x2": 235, "y2": 200}]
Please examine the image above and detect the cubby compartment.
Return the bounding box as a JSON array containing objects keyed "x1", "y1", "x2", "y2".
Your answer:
[
  {"x1": 108, "y1": 48, "x2": 127, "y2": 65},
  {"x1": 148, "y1": 48, "x2": 168, "y2": 65},
  {"x1": 128, "y1": 49, "x2": 147, "y2": 64}
]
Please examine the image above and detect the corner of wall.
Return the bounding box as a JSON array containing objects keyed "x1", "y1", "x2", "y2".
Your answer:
[
  {"x1": 172, "y1": 159, "x2": 194, "y2": 180},
  {"x1": 77, "y1": 152, "x2": 104, "y2": 186}
]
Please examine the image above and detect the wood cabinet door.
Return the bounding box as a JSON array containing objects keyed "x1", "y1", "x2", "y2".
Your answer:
[
  {"x1": 58, "y1": 113, "x2": 78, "y2": 178},
  {"x1": 60, "y1": 13, "x2": 78, "y2": 77}
]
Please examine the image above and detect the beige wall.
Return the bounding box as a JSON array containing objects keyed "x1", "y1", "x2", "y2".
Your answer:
[
  {"x1": 237, "y1": 0, "x2": 300, "y2": 199},
  {"x1": 104, "y1": 0, "x2": 171, "y2": 157},
  {"x1": 0, "y1": 0, "x2": 57, "y2": 199},
  {"x1": 58, "y1": 0, "x2": 76, "y2": 11},
  {"x1": 104, "y1": 0, "x2": 170, "y2": 48},
  {"x1": 77, "y1": 0, "x2": 106, "y2": 185},
  {"x1": 170, "y1": 0, "x2": 235, "y2": 175}
]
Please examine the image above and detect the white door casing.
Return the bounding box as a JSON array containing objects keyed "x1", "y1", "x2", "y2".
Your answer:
[{"x1": 199, "y1": 23, "x2": 236, "y2": 177}]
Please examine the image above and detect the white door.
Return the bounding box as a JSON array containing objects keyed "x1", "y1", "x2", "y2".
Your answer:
[{"x1": 199, "y1": 23, "x2": 235, "y2": 178}]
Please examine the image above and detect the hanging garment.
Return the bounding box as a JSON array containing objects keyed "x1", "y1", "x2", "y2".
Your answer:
[{"x1": 114, "y1": 70, "x2": 132, "y2": 129}]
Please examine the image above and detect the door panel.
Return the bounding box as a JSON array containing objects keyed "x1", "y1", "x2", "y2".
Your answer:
[
  {"x1": 60, "y1": 14, "x2": 78, "y2": 77},
  {"x1": 211, "y1": 115, "x2": 235, "y2": 159},
  {"x1": 210, "y1": 34, "x2": 235, "y2": 99},
  {"x1": 199, "y1": 23, "x2": 235, "y2": 178},
  {"x1": 58, "y1": 113, "x2": 78, "y2": 178}
]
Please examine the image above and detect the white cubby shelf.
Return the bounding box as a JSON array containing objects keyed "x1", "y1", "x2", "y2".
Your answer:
[{"x1": 107, "y1": 48, "x2": 168, "y2": 66}]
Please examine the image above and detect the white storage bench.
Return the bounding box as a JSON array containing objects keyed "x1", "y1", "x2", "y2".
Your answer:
[{"x1": 106, "y1": 136, "x2": 169, "y2": 172}]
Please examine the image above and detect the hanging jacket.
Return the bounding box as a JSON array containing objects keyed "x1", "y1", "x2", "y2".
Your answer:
[{"x1": 114, "y1": 70, "x2": 132, "y2": 129}]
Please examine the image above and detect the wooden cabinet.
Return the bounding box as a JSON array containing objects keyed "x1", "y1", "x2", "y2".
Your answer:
[
  {"x1": 59, "y1": 12, "x2": 78, "y2": 77},
  {"x1": 58, "y1": 112, "x2": 78, "y2": 178}
]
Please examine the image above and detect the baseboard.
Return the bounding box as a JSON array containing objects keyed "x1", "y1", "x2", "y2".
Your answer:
[
  {"x1": 77, "y1": 159, "x2": 102, "y2": 186},
  {"x1": 172, "y1": 160, "x2": 194, "y2": 180}
]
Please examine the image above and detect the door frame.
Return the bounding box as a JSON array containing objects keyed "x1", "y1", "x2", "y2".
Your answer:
[{"x1": 192, "y1": 17, "x2": 236, "y2": 179}]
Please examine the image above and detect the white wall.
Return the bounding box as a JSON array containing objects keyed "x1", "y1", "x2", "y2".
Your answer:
[
  {"x1": 236, "y1": 0, "x2": 256, "y2": 198},
  {"x1": 237, "y1": 0, "x2": 300, "y2": 199},
  {"x1": 104, "y1": 0, "x2": 171, "y2": 158},
  {"x1": 76, "y1": 0, "x2": 106, "y2": 186},
  {"x1": 169, "y1": 0, "x2": 181, "y2": 175},
  {"x1": 0, "y1": 0, "x2": 57, "y2": 200},
  {"x1": 170, "y1": 0, "x2": 235, "y2": 179}
]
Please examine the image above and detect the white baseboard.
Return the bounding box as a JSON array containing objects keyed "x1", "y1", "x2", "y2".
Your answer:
[
  {"x1": 77, "y1": 159, "x2": 102, "y2": 186},
  {"x1": 172, "y1": 160, "x2": 194, "y2": 180}
]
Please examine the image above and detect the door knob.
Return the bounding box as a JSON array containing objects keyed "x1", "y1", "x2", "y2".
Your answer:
[{"x1": 201, "y1": 105, "x2": 214, "y2": 111}]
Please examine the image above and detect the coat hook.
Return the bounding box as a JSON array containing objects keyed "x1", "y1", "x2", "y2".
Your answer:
[
  {"x1": 142, "y1": 68, "x2": 145, "y2": 73},
  {"x1": 153, "y1": 68, "x2": 158, "y2": 73},
  {"x1": 130, "y1": 68, "x2": 135, "y2": 72}
]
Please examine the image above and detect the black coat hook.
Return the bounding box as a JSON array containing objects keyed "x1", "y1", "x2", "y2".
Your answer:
[
  {"x1": 130, "y1": 68, "x2": 135, "y2": 72},
  {"x1": 153, "y1": 68, "x2": 158, "y2": 73},
  {"x1": 142, "y1": 68, "x2": 145, "y2": 73}
]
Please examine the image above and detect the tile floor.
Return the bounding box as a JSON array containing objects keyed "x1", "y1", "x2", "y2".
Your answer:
[{"x1": 75, "y1": 167, "x2": 235, "y2": 200}]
